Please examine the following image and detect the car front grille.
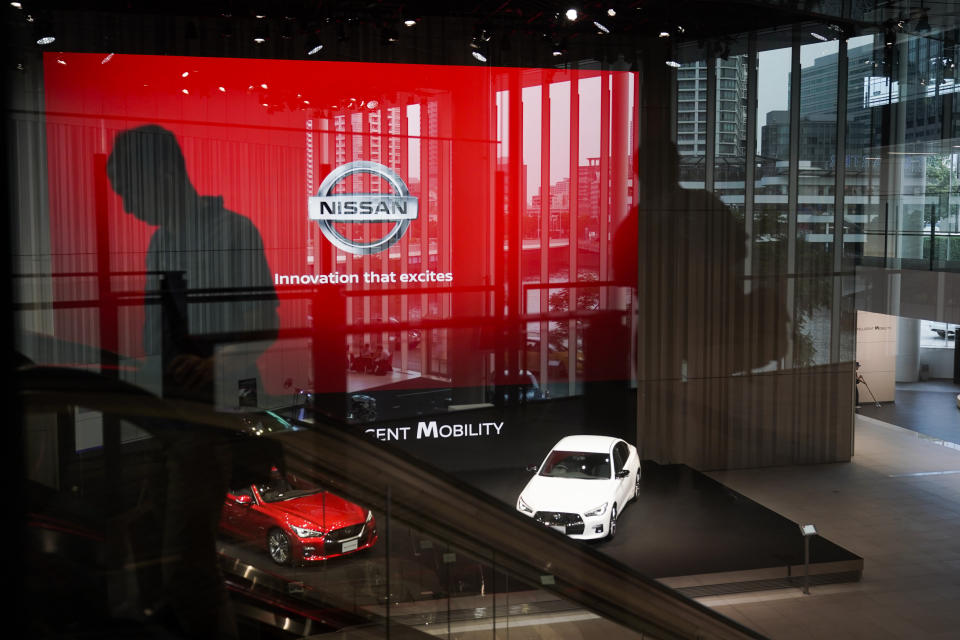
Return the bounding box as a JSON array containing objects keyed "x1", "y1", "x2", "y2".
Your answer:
[
  {"x1": 534, "y1": 511, "x2": 585, "y2": 535},
  {"x1": 326, "y1": 523, "x2": 364, "y2": 542}
]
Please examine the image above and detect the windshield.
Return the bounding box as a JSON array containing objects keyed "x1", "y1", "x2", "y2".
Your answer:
[
  {"x1": 539, "y1": 451, "x2": 611, "y2": 480},
  {"x1": 256, "y1": 482, "x2": 322, "y2": 503}
]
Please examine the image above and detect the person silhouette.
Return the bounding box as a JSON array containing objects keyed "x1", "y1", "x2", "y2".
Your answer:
[
  {"x1": 107, "y1": 124, "x2": 278, "y2": 405},
  {"x1": 107, "y1": 124, "x2": 280, "y2": 638}
]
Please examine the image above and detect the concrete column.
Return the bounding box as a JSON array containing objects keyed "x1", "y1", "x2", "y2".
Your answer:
[{"x1": 896, "y1": 317, "x2": 920, "y2": 382}]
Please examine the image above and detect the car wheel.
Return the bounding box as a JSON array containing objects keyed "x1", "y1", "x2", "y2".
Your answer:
[
  {"x1": 607, "y1": 504, "x2": 617, "y2": 540},
  {"x1": 268, "y1": 528, "x2": 292, "y2": 565}
]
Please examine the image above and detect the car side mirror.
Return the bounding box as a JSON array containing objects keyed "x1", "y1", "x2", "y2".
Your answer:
[
  {"x1": 230, "y1": 493, "x2": 253, "y2": 505},
  {"x1": 615, "y1": 469, "x2": 629, "y2": 478},
  {"x1": 525, "y1": 464, "x2": 539, "y2": 473}
]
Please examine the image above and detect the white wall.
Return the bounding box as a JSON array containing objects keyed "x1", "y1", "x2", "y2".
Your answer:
[
  {"x1": 919, "y1": 347, "x2": 956, "y2": 379},
  {"x1": 855, "y1": 310, "x2": 897, "y2": 402}
]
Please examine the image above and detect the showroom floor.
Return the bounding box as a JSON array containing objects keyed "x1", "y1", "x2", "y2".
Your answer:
[
  {"x1": 856, "y1": 379, "x2": 960, "y2": 445},
  {"x1": 704, "y1": 413, "x2": 960, "y2": 639}
]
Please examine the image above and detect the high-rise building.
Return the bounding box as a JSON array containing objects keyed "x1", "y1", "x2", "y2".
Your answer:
[{"x1": 676, "y1": 57, "x2": 748, "y2": 158}]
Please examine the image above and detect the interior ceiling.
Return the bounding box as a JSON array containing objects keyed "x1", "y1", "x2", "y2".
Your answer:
[
  {"x1": 17, "y1": 1, "x2": 956, "y2": 42},
  {"x1": 7, "y1": 1, "x2": 956, "y2": 64}
]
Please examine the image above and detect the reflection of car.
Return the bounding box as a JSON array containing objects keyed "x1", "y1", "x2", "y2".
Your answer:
[
  {"x1": 362, "y1": 315, "x2": 421, "y2": 350},
  {"x1": 931, "y1": 327, "x2": 955, "y2": 339},
  {"x1": 516, "y1": 435, "x2": 641, "y2": 540},
  {"x1": 388, "y1": 316, "x2": 421, "y2": 349},
  {"x1": 220, "y1": 475, "x2": 377, "y2": 565},
  {"x1": 486, "y1": 369, "x2": 544, "y2": 404}
]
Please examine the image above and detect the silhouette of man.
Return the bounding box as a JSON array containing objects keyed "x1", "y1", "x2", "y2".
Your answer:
[
  {"x1": 107, "y1": 124, "x2": 278, "y2": 405},
  {"x1": 107, "y1": 125, "x2": 279, "y2": 638}
]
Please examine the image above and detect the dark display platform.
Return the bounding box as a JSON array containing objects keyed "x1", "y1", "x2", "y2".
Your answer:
[{"x1": 457, "y1": 461, "x2": 862, "y2": 596}]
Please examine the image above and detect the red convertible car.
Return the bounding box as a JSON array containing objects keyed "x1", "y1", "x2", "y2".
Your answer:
[{"x1": 220, "y1": 475, "x2": 377, "y2": 565}]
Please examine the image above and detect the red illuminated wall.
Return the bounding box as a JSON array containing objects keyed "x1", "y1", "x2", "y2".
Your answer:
[{"x1": 43, "y1": 52, "x2": 636, "y2": 396}]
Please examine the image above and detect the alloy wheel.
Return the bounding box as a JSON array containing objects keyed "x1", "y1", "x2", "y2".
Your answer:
[{"x1": 268, "y1": 529, "x2": 291, "y2": 565}]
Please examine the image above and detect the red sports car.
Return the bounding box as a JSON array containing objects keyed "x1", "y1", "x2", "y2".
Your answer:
[{"x1": 220, "y1": 476, "x2": 377, "y2": 565}]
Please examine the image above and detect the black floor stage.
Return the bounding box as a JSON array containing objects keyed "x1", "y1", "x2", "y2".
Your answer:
[
  {"x1": 219, "y1": 460, "x2": 862, "y2": 610},
  {"x1": 457, "y1": 462, "x2": 861, "y2": 595}
]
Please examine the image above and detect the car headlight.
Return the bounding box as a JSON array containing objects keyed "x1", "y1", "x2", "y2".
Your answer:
[
  {"x1": 584, "y1": 503, "x2": 607, "y2": 517},
  {"x1": 291, "y1": 525, "x2": 324, "y2": 538},
  {"x1": 517, "y1": 496, "x2": 534, "y2": 514}
]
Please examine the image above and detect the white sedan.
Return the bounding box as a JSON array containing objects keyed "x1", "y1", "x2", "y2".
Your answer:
[{"x1": 516, "y1": 435, "x2": 641, "y2": 540}]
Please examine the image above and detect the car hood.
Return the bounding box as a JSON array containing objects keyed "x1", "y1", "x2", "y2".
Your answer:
[
  {"x1": 519, "y1": 475, "x2": 614, "y2": 513},
  {"x1": 268, "y1": 492, "x2": 367, "y2": 532}
]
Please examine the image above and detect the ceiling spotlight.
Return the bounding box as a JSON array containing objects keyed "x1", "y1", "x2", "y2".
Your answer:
[
  {"x1": 659, "y1": 31, "x2": 670, "y2": 38},
  {"x1": 404, "y1": 19, "x2": 417, "y2": 27},
  {"x1": 471, "y1": 50, "x2": 487, "y2": 62},
  {"x1": 665, "y1": 60, "x2": 681, "y2": 68},
  {"x1": 594, "y1": 21, "x2": 610, "y2": 34},
  {"x1": 307, "y1": 43, "x2": 323, "y2": 55},
  {"x1": 11, "y1": 2, "x2": 23, "y2": 8},
  {"x1": 677, "y1": 25, "x2": 685, "y2": 33},
  {"x1": 381, "y1": 27, "x2": 399, "y2": 45},
  {"x1": 565, "y1": 9, "x2": 578, "y2": 21},
  {"x1": 36, "y1": 35, "x2": 55, "y2": 45},
  {"x1": 607, "y1": 8, "x2": 616, "y2": 17},
  {"x1": 253, "y1": 36, "x2": 266, "y2": 44}
]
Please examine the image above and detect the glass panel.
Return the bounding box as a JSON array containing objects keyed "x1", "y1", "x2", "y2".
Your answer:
[
  {"x1": 842, "y1": 35, "x2": 885, "y2": 262},
  {"x1": 677, "y1": 60, "x2": 707, "y2": 187},
  {"x1": 794, "y1": 38, "x2": 839, "y2": 366},
  {"x1": 714, "y1": 54, "x2": 749, "y2": 226},
  {"x1": 755, "y1": 45, "x2": 792, "y2": 279}
]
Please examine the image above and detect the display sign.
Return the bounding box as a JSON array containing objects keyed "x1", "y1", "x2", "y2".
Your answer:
[{"x1": 43, "y1": 53, "x2": 638, "y2": 401}]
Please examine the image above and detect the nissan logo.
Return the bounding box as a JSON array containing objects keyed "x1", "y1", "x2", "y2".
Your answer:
[{"x1": 308, "y1": 160, "x2": 419, "y2": 255}]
